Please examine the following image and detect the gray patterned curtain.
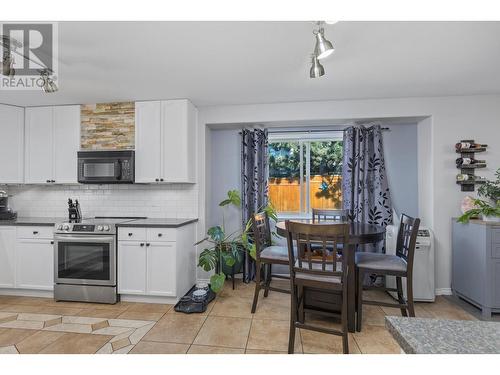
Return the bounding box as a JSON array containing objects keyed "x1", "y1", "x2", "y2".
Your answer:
[
  {"x1": 241, "y1": 129, "x2": 269, "y2": 282},
  {"x1": 342, "y1": 124, "x2": 393, "y2": 253}
]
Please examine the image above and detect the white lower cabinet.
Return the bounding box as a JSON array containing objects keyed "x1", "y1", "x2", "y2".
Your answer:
[
  {"x1": 147, "y1": 242, "x2": 176, "y2": 296},
  {"x1": 16, "y1": 238, "x2": 54, "y2": 291},
  {"x1": 118, "y1": 241, "x2": 147, "y2": 295},
  {"x1": 0, "y1": 227, "x2": 16, "y2": 288},
  {"x1": 118, "y1": 225, "x2": 194, "y2": 301}
]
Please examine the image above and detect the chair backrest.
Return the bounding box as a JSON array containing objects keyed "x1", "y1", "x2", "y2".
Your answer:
[
  {"x1": 285, "y1": 220, "x2": 350, "y2": 282},
  {"x1": 252, "y1": 212, "x2": 272, "y2": 260},
  {"x1": 396, "y1": 214, "x2": 420, "y2": 271},
  {"x1": 312, "y1": 208, "x2": 349, "y2": 223}
]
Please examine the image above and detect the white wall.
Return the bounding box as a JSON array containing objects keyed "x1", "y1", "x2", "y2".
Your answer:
[
  {"x1": 5, "y1": 184, "x2": 198, "y2": 219},
  {"x1": 197, "y1": 95, "x2": 500, "y2": 293}
]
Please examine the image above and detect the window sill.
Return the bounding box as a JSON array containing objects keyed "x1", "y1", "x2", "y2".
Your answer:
[{"x1": 276, "y1": 213, "x2": 312, "y2": 221}]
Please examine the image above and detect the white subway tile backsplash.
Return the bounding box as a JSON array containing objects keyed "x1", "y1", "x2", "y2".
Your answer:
[{"x1": 5, "y1": 184, "x2": 198, "y2": 219}]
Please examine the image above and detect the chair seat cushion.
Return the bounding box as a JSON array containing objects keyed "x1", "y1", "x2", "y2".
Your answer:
[
  {"x1": 260, "y1": 245, "x2": 290, "y2": 262},
  {"x1": 355, "y1": 252, "x2": 407, "y2": 272},
  {"x1": 294, "y1": 260, "x2": 342, "y2": 284}
]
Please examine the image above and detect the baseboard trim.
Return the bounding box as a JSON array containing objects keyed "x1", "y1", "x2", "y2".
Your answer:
[
  {"x1": 0, "y1": 288, "x2": 53, "y2": 298},
  {"x1": 120, "y1": 294, "x2": 179, "y2": 305},
  {"x1": 435, "y1": 288, "x2": 453, "y2": 295}
]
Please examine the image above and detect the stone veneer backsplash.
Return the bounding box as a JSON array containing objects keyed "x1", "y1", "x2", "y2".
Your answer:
[{"x1": 4, "y1": 184, "x2": 198, "y2": 219}]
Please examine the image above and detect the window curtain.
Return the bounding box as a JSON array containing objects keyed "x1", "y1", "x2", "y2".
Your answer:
[
  {"x1": 241, "y1": 129, "x2": 269, "y2": 282},
  {"x1": 342, "y1": 124, "x2": 393, "y2": 253}
]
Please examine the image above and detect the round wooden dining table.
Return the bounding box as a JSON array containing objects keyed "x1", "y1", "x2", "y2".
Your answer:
[{"x1": 275, "y1": 219, "x2": 386, "y2": 332}]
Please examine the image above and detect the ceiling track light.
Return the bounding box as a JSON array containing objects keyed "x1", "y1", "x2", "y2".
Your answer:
[
  {"x1": 309, "y1": 54, "x2": 325, "y2": 78},
  {"x1": 40, "y1": 69, "x2": 58, "y2": 93},
  {"x1": 313, "y1": 22, "x2": 335, "y2": 60}
]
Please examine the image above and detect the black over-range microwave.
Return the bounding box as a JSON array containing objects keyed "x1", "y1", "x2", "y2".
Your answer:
[{"x1": 77, "y1": 150, "x2": 135, "y2": 184}]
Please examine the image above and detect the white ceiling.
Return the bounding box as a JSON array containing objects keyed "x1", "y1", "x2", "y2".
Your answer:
[{"x1": 1, "y1": 21, "x2": 500, "y2": 107}]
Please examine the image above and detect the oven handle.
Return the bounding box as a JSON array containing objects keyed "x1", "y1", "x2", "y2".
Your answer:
[{"x1": 54, "y1": 235, "x2": 115, "y2": 243}]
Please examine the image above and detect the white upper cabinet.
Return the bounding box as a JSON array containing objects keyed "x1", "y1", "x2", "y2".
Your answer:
[
  {"x1": 0, "y1": 105, "x2": 24, "y2": 183},
  {"x1": 135, "y1": 101, "x2": 162, "y2": 183},
  {"x1": 53, "y1": 106, "x2": 80, "y2": 183},
  {"x1": 135, "y1": 99, "x2": 197, "y2": 183},
  {"x1": 25, "y1": 105, "x2": 80, "y2": 184}
]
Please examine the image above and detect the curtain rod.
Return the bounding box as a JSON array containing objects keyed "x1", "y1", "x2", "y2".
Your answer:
[{"x1": 238, "y1": 127, "x2": 390, "y2": 135}]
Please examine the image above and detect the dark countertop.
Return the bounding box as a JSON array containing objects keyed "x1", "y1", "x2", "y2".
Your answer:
[
  {"x1": 117, "y1": 218, "x2": 198, "y2": 228},
  {"x1": 385, "y1": 316, "x2": 500, "y2": 354},
  {"x1": 0, "y1": 217, "x2": 64, "y2": 226}
]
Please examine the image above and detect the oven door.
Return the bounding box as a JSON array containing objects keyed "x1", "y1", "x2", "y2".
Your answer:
[
  {"x1": 54, "y1": 234, "x2": 116, "y2": 286},
  {"x1": 78, "y1": 158, "x2": 121, "y2": 183}
]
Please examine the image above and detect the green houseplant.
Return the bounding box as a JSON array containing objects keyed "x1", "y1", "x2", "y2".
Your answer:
[
  {"x1": 458, "y1": 168, "x2": 500, "y2": 223},
  {"x1": 195, "y1": 189, "x2": 277, "y2": 293}
]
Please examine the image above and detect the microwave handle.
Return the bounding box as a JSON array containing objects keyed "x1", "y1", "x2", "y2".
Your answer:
[{"x1": 114, "y1": 161, "x2": 122, "y2": 179}]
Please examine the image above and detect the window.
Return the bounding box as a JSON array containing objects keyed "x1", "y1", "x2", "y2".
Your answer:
[{"x1": 268, "y1": 131, "x2": 343, "y2": 215}]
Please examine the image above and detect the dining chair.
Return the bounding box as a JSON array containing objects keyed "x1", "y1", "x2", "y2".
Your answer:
[
  {"x1": 251, "y1": 212, "x2": 291, "y2": 314},
  {"x1": 285, "y1": 220, "x2": 351, "y2": 354},
  {"x1": 312, "y1": 208, "x2": 349, "y2": 222},
  {"x1": 355, "y1": 214, "x2": 420, "y2": 331}
]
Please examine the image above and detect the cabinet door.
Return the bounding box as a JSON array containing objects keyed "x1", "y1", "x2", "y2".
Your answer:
[
  {"x1": 135, "y1": 101, "x2": 162, "y2": 183},
  {"x1": 161, "y1": 100, "x2": 196, "y2": 183},
  {"x1": 147, "y1": 242, "x2": 176, "y2": 296},
  {"x1": 25, "y1": 107, "x2": 54, "y2": 183},
  {"x1": 0, "y1": 105, "x2": 24, "y2": 183},
  {"x1": 0, "y1": 227, "x2": 16, "y2": 288},
  {"x1": 118, "y1": 241, "x2": 147, "y2": 294},
  {"x1": 54, "y1": 105, "x2": 80, "y2": 183},
  {"x1": 16, "y1": 238, "x2": 54, "y2": 290}
]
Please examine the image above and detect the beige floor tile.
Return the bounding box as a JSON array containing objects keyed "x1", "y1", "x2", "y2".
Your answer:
[
  {"x1": 144, "y1": 313, "x2": 207, "y2": 344},
  {"x1": 44, "y1": 318, "x2": 63, "y2": 328},
  {"x1": 39, "y1": 333, "x2": 113, "y2": 354},
  {"x1": 0, "y1": 313, "x2": 17, "y2": 324},
  {"x1": 252, "y1": 297, "x2": 290, "y2": 321},
  {"x1": 116, "y1": 310, "x2": 165, "y2": 321},
  {"x1": 0, "y1": 345, "x2": 19, "y2": 354},
  {"x1": 62, "y1": 316, "x2": 108, "y2": 325},
  {"x1": 128, "y1": 323, "x2": 155, "y2": 344},
  {"x1": 43, "y1": 323, "x2": 92, "y2": 334},
  {"x1": 111, "y1": 337, "x2": 131, "y2": 351},
  {"x1": 1, "y1": 304, "x2": 83, "y2": 316},
  {"x1": 188, "y1": 345, "x2": 244, "y2": 354},
  {"x1": 125, "y1": 303, "x2": 172, "y2": 314},
  {"x1": 360, "y1": 305, "x2": 387, "y2": 327},
  {"x1": 246, "y1": 319, "x2": 302, "y2": 353},
  {"x1": 96, "y1": 343, "x2": 113, "y2": 354},
  {"x1": 381, "y1": 303, "x2": 436, "y2": 319},
  {"x1": 131, "y1": 341, "x2": 190, "y2": 354},
  {"x1": 219, "y1": 280, "x2": 257, "y2": 299},
  {"x1": 112, "y1": 344, "x2": 134, "y2": 354},
  {"x1": 300, "y1": 330, "x2": 360, "y2": 354},
  {"x1": 245, "y1": 349, "x2": 287, "y2": 354},
  {"x1": 353, "y1": 324, "x2": 401, "y2": 354},
  {"x1": 420, "y1": 297, "x2": 476, "y2": 320},
  {"x1": 0, "y1": 328, "x2": 36, "y2": 346},
  {"x1": 17, "y1": 313, "x2": 61, "y2": 322},
  {"x1": 0, "y1": 296, "x2": 52, "y2": 306},
  {"x1": 194, "y1": 316, "x2": 251, "y2": 349},
  {"x1": 92, "y1": 326, "x2": 133, "y2": 336},
  {"x1": 77, "y1": 308, "x2": 123, "y2": 319},
  {"x1": 15, "y1": 331, "x2": 65, "y2": 354},
  {"x1": 0, "y1": 320, "x2": 44, "y2": 330},
  {"x1": 210, "y1": 296, "x2": 254, "y2": 319},
  {"x1": 108, "y1": 318, "x2": 155, "y2": 328}
]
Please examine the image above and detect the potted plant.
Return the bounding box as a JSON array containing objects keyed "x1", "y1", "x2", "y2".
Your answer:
[
  {"x1": 458, "y1": 168, "x2": 500, "y2": 223},
  {"x1": 195, "y1": 189, "x2": 277, "y2": 293}
]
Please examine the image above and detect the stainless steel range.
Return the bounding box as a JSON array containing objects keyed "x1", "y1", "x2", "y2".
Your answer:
[{"x1": 53, "y1": 217, "x2": 140, "y2": 304}]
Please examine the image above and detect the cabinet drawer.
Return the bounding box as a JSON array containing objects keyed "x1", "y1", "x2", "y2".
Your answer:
[
  {"x1": 17, "y1": 226, "x2": 54, "y2": 239},
  {"x1": 118, "y1": 227, "x2": 147, "y2": 241},
  {"x1": 147, "y1": 228, "x2": 176, "y2": 242}
]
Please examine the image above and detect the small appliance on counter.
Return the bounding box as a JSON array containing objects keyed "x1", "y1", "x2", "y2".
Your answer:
[
  {"x1": 67, "y1": 198, "x2": 82, "y2": 222},
  {"x1": 0, "y1": 190, "x2": 17, "y2": 221}
]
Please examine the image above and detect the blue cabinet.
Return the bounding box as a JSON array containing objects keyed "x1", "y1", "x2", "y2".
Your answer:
[{"x1": 452, "y1": 220, "x2": 500, "y2": 318}]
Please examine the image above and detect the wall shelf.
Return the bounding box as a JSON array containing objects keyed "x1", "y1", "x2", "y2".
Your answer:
[{"x1": 455, "y1": 139, "x2": 488, "y2": 192}]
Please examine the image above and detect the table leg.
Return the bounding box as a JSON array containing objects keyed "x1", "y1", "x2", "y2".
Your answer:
[{"x1": 347, "y1": 245, "x2": 356, "y2": 333}]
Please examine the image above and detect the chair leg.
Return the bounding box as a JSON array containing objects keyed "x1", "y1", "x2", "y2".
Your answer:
[
  {"x1": 288, "y1": 284, "x2": 297, "y2": 354},
  {"x1": 298, "y1": 285, "x2": 305, "y2": 323},
  {"x1": 251, "y1": 261, "x2": 262, "y2": 314},
  {"x1": 396, "y1": 276, "x2": 408, "y2": 317},
  {"x1": 263, "y1": 264, "x2": 272, "y2": 298},
  {"x1": 356, "y1": 268, "x2": 363, "y2": 332},
  {"x1": 342, "y1": 289, "x2": 349, "y2": 354},
  {"x1": 406, "y1": 275, "x2": 416, "y2": 317}
]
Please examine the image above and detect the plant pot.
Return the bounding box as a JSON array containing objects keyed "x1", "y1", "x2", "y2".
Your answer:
[
  {"x1": 221, "y1": 256, "x2": 243, "y2": 276},
  {"x1": 482, "y1": 215, "x2": 500, "y2": 222}
]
